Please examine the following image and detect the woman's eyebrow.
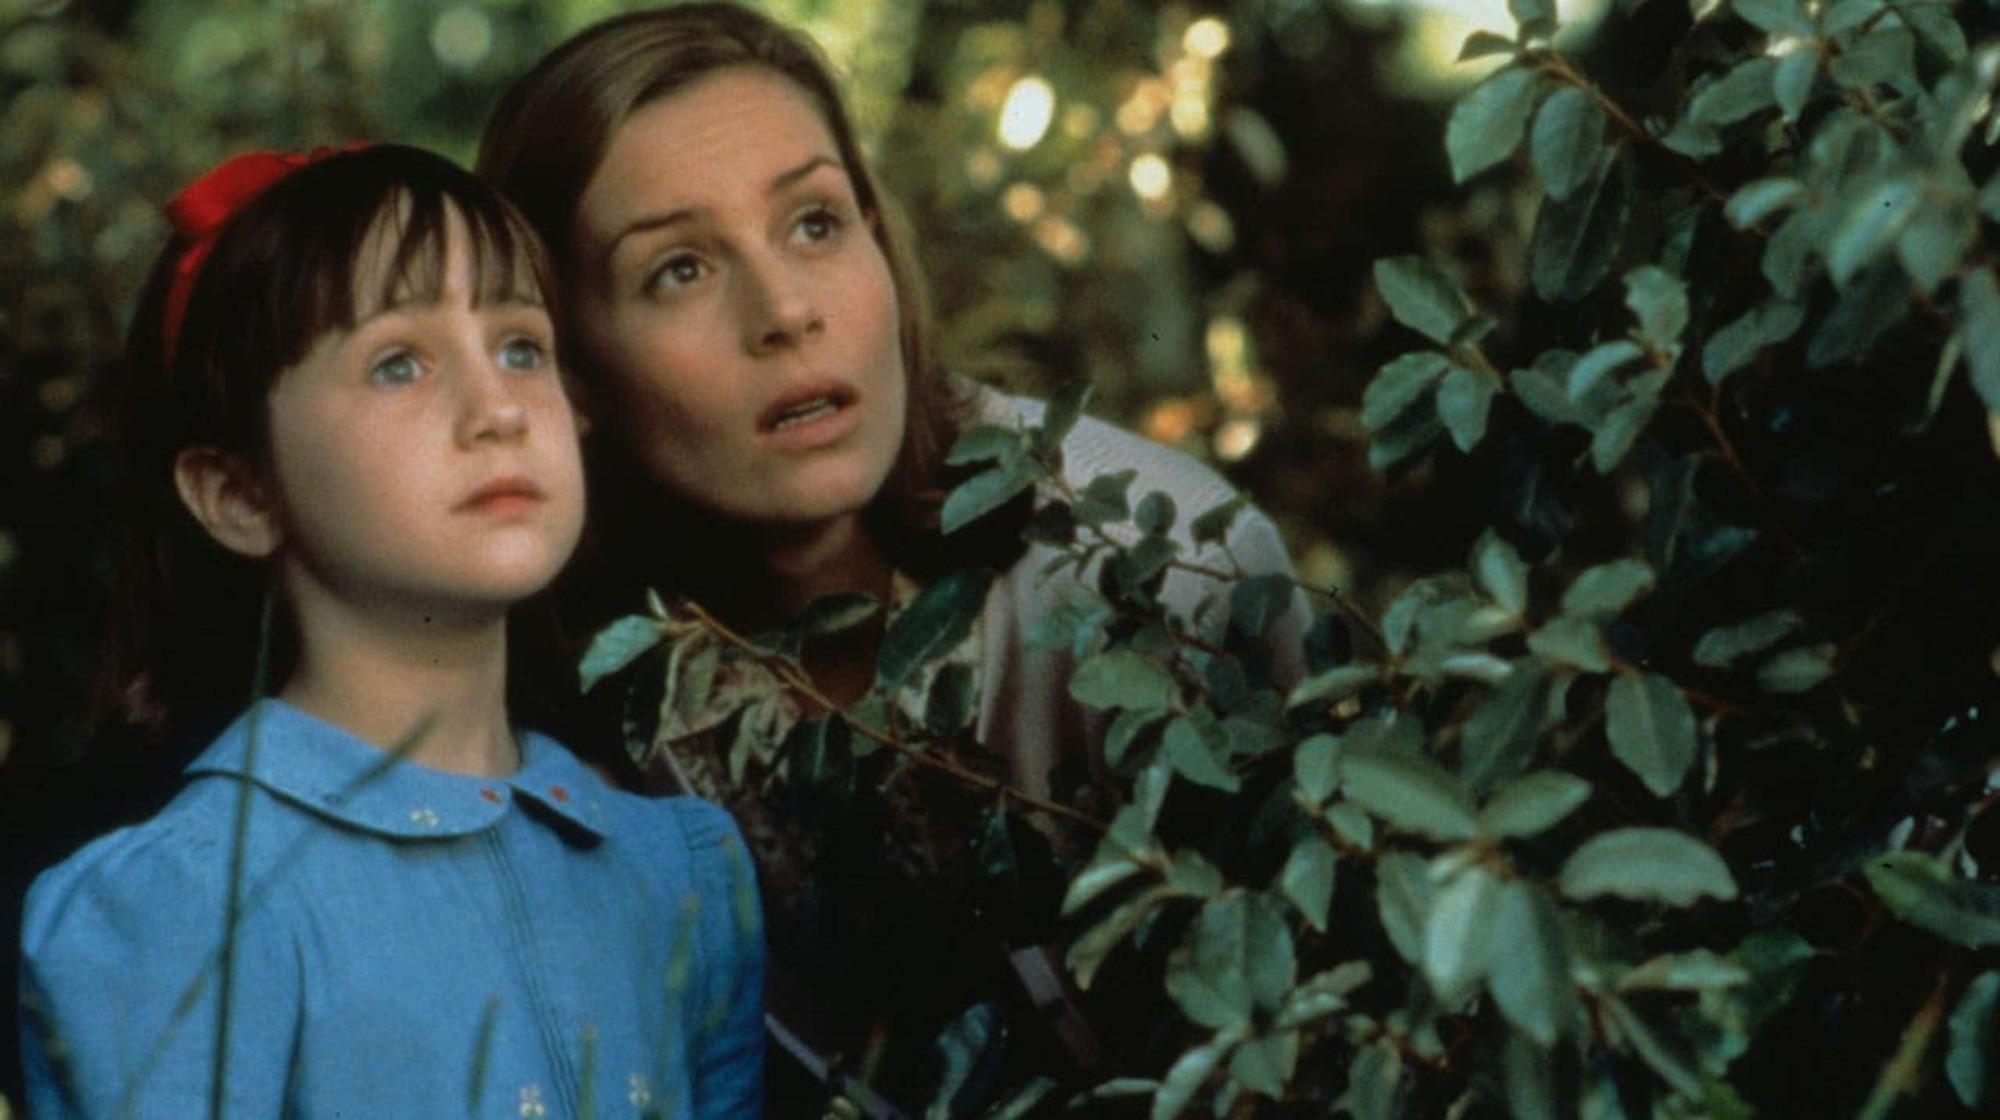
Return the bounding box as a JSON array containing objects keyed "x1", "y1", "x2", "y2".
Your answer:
[{"x1": 602, "y1": 154, "x2": 843, "y2": 263}]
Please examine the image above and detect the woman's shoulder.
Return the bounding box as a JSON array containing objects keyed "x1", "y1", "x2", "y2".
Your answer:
[{"x1": 970, "y1": 385, "x2": 1250, "y2": 520}]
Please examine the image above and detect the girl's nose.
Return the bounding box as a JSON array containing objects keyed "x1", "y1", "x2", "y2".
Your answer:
[{"x1": 456, "y1": 359, "x2": 530, "y2": 446}]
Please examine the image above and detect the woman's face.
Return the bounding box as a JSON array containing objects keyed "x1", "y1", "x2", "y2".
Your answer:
[{"x1": 570, "y1": 66, "x2": 907, "y2": 531}]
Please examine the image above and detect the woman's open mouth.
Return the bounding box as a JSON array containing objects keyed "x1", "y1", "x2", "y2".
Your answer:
[{"x1": 757, "y1": 382, "x2": 862, "y2": 448}]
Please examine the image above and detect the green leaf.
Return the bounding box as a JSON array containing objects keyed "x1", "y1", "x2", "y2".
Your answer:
[
  {"x1": 1230, "y1": 574, "x2": 1296, "y2": 642},
  {"x1": 1511, "y1": 362, "x2": 1592, "y2": 426},
  {"x1": 1561, "y1": 558, "x2": 1655, "y2": 619},
  {"x1": 1502, "y1": 1029, "x2": 1559, "y2": 1120},
  {"x1": 1774, "y1": 48, "x2": 1818, "y2": 121},
  {"x1": 1151, "y1": 1032, "x2": 1238, "y2": 1120},
  {"x1": 1896, "y1": 200, "x2": 1974, "y2": 296},
  {"x1": 1902, "y1": 0, "x2": 1967, "y2": 61},
  {"x1": 1733, "y1": 0, "x2": 1813, "y2": 34},
  {"x1": 1531, "y1": 152, "x2": 1634, "y2": 303},
  {"x1": 1828, "y1": 27, "x2": 1913, "y2": 88},
  {"x1": 1947, "y1": 971, "x2": 2000, "y2": 1109},
  {"x1": 1373, "y1": 259, "x2": 1471, "y2": 345},
  {"x1": 578, "y1": 616, "x2": 663, "y2": 692},
  {"x1": 877, "y1": 569, "x2": 994, "y2": 692},
  {"x1": 1424, "y1": 865, "x2": 1500, "y2": 1002},
  {"x1": 1488, "y1": 882, "x2": 1572, "y2": 1046},
  {"x1": 1279, "y1": 837, "x2": 1337, "y2": 931},
  {"x1": 1618, "y1": 949, "x2": 1750, "y2": 991},
  {"x1": 929, "y1": 1003, "x2": 1001, "y2": 1120},
  {"x1": 1162, "y1": 715, "x2": 1241, "y2": 793},
  {"x1": 1567, "y1": 339, "x2": 1644, "y2": 400},
  {"x1": 1288, "y1": 665, "x2": 1380, "y2": 710},
  {"x1": 1962, "y1": 267, "x2": 2000, "y2": 410},
  {"x1": 1605, "y1": 673, "x2": 1698, "y2": 798},
  {"x1": 1104, "y1": 709, "x2": 1164, "y2": 770},
  {"x1": 1460, "y1": 663, "x2": 1549, "y2": 791},
  {"x1": 1863, "y1": 850, "x2": 2000, "y2": 947},
  {"x1": 1527, "y1": 617, "x2": 1610, "y2": 672},
  {"x1": 1559, "y1": 827, "x2": 1739, "y2": 906},
  {"x1": 1480, "y1": 771, "x2": 1592, "y2": 837},
  {"x1": 1068, "y1": 884, "x2": 1175, "y2": 989},
  {"x1": 1447, "y1": 68, "x2": 1542, "y2": 183},
  {"x1": 1294, "y1": 734, "x2": 1342, "y2": 804},
  {"x1": 1277, "y1": 961, "x2": 1373, "y2": 1029},
  {"x1": 941, "y1": 462, "x2": 1036, "y2": 535},
  {"x1": 1070, "y1": 650, "x2": 1180, "y2": 712},
  {"x1": 1027, "y1": 596, "x2": 1114, "y2": 658},
  {"x1": 1757, "y1": 642, "x2": 1836, "y2": 693},
  {"x1": 1688, "y1": 57, "x2": 1779, "y2": 125},
  {"x1": 1509, "y1": 0, "x2": 1557, "y2": 34},
  {"x1": 924, "y1": 661, "x2": 978, "y2": 736},
  {"x1": 1437, "y1": 367, "x2": 1498, "y2": 452},
  {"x1": 1532, "y1": 87, "x2": 1607, "y2": 202},
  {"x1": 1335, "y1": 1040, "x2": 1406, "y2": 1120},
  {"x1": 1376, "y1": 852, "x2": 1434, "y2": 965},
  {"x1": 1693, "y1": 609, "x2": 1803, "y2": 667},
  {"x1": 1342, "y1": 746, "x2": 1480, "y2": 841},
  {"x1": 1625, "y1": 266, "x2": 1689, "y2": 355},
  {"x1": 1228, "y1": 1031, "x2": 1299, "y2": 1099},
  {"x1": 1074, "y1": 468, "x2": 1137, "y2": 525},
  {"x1": 1590, "y1": 394, "x2": 1658, "y2": 473},
  {"x1": 1763, "y1": 206, "x2": 1826, "y2": 299},
  {"x1": 1189, "y1": 496, "x2": 1246, "y2": 546},
  {"x1": 1827, "y1": 175, "x2": 1921, "y2": 285},
  {"x1": 1038, "y1": 378, "x2": 1093, "y2": 454},
  {"x1": 1327, "y1": 802, "x2": 1375, "y2": 850},
  {"x1": 1473, "y1": 531, "x2": 1530, "y2": 616},
  {"x1": 1134, "y1": 490, "x2": 1177, "y2": 536},
  {"x1": 1165, "y1": 893, "x2": 1296, "y2": 1030},
  {"x1": 1459, "y1": 30, "x2": 1520, "y2": 61},
  {"x1": 797, "y1": 592, "x2": 881, "y2": 636},
  {"x1": 946, "y1": 422, "x2": 1026, "y2": 466},
  {"x1": 785, "y1": 716, "x2": 854, "y2": 801},
  {"x1": 1703, "y1": 298, "x2": 1805, "y2": 386},
  {"x1": 1725, "y1": 178, "x2": 1805, "y2": 229}
]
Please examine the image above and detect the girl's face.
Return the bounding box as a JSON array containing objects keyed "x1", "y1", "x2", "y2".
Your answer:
[
  {"x1": 569, "y1": 66, "x2": 907, "y2": 532},
  {"x1": 259, "y1": 208, "x2": 585, "y2": 620}
]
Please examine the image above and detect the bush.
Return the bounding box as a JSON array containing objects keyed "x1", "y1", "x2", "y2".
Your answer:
[{"x1": 598, "y1": 0, "x2": 2000, "y2": 1115}]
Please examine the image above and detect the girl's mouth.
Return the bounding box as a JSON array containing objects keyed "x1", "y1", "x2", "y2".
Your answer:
[{"x1": 769, "y1": 396, "x2": 841, "y2": 431}]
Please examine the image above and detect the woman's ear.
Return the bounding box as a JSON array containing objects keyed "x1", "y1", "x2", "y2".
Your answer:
[{"x1": 173, "y1": 446, "x2": 283, "y2": 558}]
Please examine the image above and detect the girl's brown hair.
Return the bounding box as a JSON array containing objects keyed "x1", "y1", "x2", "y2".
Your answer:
[
  {"x1": 477, "y1": 2, "x2": 1015, "y2": 592},
  {"x1": 105, "y1": 144, "x2": 563, "y2": 741}
]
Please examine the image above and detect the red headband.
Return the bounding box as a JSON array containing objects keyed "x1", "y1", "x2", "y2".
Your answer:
[{"x1": 160, "y1": 145, "x2": 357, "y2": 366}]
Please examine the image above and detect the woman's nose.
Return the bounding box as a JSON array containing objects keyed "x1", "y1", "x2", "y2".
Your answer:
[{"x1": 741, "y1": 256, "x2": 823, "y2": 355}]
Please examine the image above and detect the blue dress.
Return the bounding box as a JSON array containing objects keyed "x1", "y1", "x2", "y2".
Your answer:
[{"x1": 18, "y1": 700, "x2": 764, "y2": 1118}]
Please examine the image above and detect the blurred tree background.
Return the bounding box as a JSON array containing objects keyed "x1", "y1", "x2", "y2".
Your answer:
[{"x1": 0, "y1": 0, "x2": 1527, "y2": 772}]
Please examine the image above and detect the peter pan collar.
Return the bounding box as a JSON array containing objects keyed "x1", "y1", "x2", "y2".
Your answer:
[{"x1": 185, "y1": 699, "x2": 610, "y2": 841}]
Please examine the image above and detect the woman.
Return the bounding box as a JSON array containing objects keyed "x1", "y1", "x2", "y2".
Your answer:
[{"x1": 479, "y1": 4, "x2": 1303, "y2": 1113}]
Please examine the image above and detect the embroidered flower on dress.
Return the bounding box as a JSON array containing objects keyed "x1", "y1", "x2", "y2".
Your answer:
[
  {"x1": 518, "y1": 1084, "x2": 547, "y2": 1118},
  {"x1": 627, "y1": 1073, "x2": 654, "y2": 1108},
  {"x1": 408, "y1": 807, "x2": 441, "y2": 828}
]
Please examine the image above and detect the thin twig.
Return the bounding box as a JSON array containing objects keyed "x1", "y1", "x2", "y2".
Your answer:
[
  {"x1": 1856, "y1": 967, "x2": 1954, "y2": 1120},
  {"x1": 676, "y1": 597, "x2": 1107, "y2": 833}
]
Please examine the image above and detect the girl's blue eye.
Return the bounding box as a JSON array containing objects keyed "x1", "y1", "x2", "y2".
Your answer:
[
  {"x1": 368, "y1": 351, "x2": 421, "y2": 386},
  {"x1": 498, "y1": 337, "x2": 546, "y2": 372}
]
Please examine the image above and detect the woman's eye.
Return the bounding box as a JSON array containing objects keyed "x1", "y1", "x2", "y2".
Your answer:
[
  {"x1": 498, "y1": 336, "x2": 547, "y2": 372},
  {"x1": 647, "y1": 253, "x2": 708, "y2": 293},
  {"x1": 794, "y1": 205, "x2": 844, "y2": 246},
  {"x1": 367, "y1": 351, "x2": 421, "y2": 386}
]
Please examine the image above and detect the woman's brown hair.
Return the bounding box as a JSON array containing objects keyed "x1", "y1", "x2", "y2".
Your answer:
[
  {"x1": 104, "y1": 144, "x2": 565, "y2": 742},
  {"x1": 476, "y1": 2, "x2": 1013, "y2": 592}
]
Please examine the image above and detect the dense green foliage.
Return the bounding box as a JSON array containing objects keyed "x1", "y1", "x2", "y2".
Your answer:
[{"x1": 591, "y1": 0, "x2": 2000, "y2": 1115}]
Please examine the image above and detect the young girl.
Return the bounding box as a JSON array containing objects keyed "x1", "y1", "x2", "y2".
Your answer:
[
  {"x1": 480, "y1": 5, "x2": 1304, "y2": 1112},
  {"x1": 17, "y1": 145, "x2": 763, "y2": 1117}
]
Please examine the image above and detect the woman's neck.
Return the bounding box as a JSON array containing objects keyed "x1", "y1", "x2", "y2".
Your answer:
[{"x1": 278, "y1": 573, "x2": 519, "y2": 777}]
